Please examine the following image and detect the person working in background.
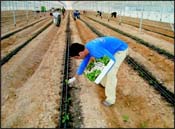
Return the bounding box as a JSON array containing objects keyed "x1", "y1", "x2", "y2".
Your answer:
[
  {"x1": 111, "y1": 12, "x2": 117, "y2": 18},
  {"x1": 73, "y1": 10, "x2": 80, "y2": 20},
  {"x1": 62, "y1": 7, "x2": 66, "y2": 18},
  {"x1": 96, "y1": 11, "x2": 102, "y2": 19},
  {"x1": 68, "y1": 36, "x2": 128, "y2": 107},
  {"x1": 50, "y1": 8, "x2": 61, "y2": 26},
  {"x1": 108, "y1": 12, "x2": 117, "y2": 21}
]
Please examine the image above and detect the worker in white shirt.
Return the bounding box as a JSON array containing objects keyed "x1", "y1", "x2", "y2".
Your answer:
[{"x1": 50, "y1": 8, "x2": 61, "y2": 26}]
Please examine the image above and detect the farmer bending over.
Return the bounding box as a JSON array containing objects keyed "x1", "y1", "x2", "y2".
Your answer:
[{"x1": 68, "y1": 36, "x2": 128, "y2": 106}]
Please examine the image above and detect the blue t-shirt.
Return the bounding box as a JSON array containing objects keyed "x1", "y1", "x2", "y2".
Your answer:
[
  {"x1": 74, "y1": 10, "x2": 80, "y2": 17},
  {"x1": 76, "y1": 36, "x2": 128, "y2": 75}
]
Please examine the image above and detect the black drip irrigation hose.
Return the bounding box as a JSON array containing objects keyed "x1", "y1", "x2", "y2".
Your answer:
[
  {"x1": 59, "y1": 13, "x2": 71, "y2": 128},
  {"x1": 121, "y1": 20, "x2": 174, "y2": 39},
  {"x1": 79, "y1": 18, "x2": 175, "y2": 106},
  {"x1": 86, "y1": 16, "x2": 174, "y2": 62},
  {"x1": 1, "y1": 21, "x2": 52, "y2": 66},
  {"x1": 126, "y1": 56, "x2": 175, "y2": 105}
]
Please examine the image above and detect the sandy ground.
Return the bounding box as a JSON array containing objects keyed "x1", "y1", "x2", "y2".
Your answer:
[
  {"x1": 86, "y1": 13, "x2": 174, "y2": 54},
  {"x1": 1, "y1": 11, "x2": 49, "y2": 35},
  {"x1": 69, "y1": 14, "x2": 174, "y2": 128},
  {"x1": 1, "y1": 18, "x2": 51, "y2": 58},
  {"x1": 81, "y1": 15, "x2": 174, "y2": 94},
  {"x1": 86, "y1": 11, "x2": 174, "y2": 38},
  {"x1": 1, "y1": 11, "x2": 174, "y2": 128},
  {"x1": 1, "y1": 14, "x2": 67, "y2": 128}
]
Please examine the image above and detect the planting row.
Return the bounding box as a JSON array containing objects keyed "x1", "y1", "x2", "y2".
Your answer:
[
  {"x1": 1, "y1": 12, "x2": 68, "y2": 128},
  {"x1": 80, "y1": 15, "x2": 174, "y2": 94},
  {"x1": 69, "y1": 12, "x2": 173, "y2": 128}
]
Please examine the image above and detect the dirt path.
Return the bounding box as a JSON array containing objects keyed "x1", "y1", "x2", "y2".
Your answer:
[
  {"x1": 86, "y1": 14, "x2": 174, "y2": 53},
  {"x1": 1, "y1": 18, "x2": 52, "y2": 58},
  {"x1": 1, "y1": 11, "x2": 174, "y2": 128},
  {"x1": 1, "y1": 11, "x2": 49, "y2": 35},
  {"x1": 85, "y1": 12, "x2": 174, "y2": 41},
  {"x1": 1, "y1": 13, "x2": 68, "y2": 128},
  {"x1": 81, "y1": 16, "x2": 174, "y2": 93},
  {"x1": 69, "y1": 15, "x2": 174, "y2": 128}
]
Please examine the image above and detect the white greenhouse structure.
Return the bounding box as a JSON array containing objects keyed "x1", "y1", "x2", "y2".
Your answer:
[{"x1": 1, "y1": 1, "x2": 174, "y2": 129}]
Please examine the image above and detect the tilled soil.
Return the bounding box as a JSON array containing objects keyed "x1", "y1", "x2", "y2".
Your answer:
[
  {"x1": 87, "y1": 11, "x2": 174, "y2": 39},
  {"x1": 86, "y1": 13, "x2": 174, "y2": 54},
  {"x1": 70, "y1": 14, "x2": 174, "y2": 128},
  {"x1": 1, "y1": 18, "x2": 52, "y2": 58},
  {"x1": 1, "y1": 11, "x2": 174, "y2": 128},
  {"x1": 80, "y1": 15, "x2": 174, "y2": 94},
  {"x1": 1, "y1": 11, "x2": 48, "y2": 35},
  {"x1": 1, "y1": 14, "x2": 67, "y2": 128}
]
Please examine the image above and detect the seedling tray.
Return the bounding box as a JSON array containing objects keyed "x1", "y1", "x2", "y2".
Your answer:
[{"x1": 84, "y1": 56, "x2": 114, "y2": 84}]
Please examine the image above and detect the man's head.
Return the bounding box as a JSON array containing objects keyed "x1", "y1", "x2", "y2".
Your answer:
[{"x1": 69, "y1": 43, "x2": 88, "y2": 59}]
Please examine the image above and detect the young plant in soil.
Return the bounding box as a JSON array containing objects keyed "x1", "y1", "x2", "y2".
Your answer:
[
  {"x1": 84, "y1": 56, "x2": 110, "y2": 81},
  {"x1": 65, "y1": 79, "x2": 69, "y2": 84},
  {"x1": 140, "y1": 121, "x2": 148, "y2": 128},
  {"x1": 62, "y1": 113, "x2": 70, "y2": 123},
  {"x1": 122, "y1": 115, "x2": 129, "y2": 122}
]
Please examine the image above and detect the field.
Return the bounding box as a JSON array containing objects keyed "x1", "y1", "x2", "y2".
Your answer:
[{"x1": 1, "y1": 10, "x2": 174, "y2": 128}]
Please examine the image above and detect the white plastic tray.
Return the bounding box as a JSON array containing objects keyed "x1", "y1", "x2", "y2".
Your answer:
[
  {"x1": 94, "y1": 60, "x2": 114, "y2": 84},
  {"x1": 84, "y1": 57, "x2": 114, "y2": 84}
]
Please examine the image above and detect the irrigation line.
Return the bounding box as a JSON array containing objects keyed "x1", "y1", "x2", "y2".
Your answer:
[
  {"x1": 96, "y1": 15, "x2": 173, "y2": 38},
  {"x1": 80, "y1": 18, "x2": 175, "y2": 106},
  {"x1": 86, "y1": 16, "x2": 174, "y2": 61},
  {"x1": 1, "y1": 17, "x2": 48, "y2": 40},
  {"x1": 59, "y1": 12, "x2": 71, "y2": 128},
  {"x1": 1, "y1": 21, "x2": 52, "y2": 66},
  {"x1": 121, "y1": 20, "x2": 174, "y2": 38},
  {"x1": 126, "y1": 56, "x2": 175, "y2": 105}
]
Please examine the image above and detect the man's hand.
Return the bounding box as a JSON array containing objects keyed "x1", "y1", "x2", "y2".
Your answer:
[{"x1": 68, "y1": 77, "x2": 76, "y2": 84}]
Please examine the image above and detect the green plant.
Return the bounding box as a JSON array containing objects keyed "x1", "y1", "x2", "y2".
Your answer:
[
  {"x1": 139, "y1": 71, "x2": 144, "y2": 77},
  {"x1": 86, "y1": 61, "x2": 95, "y2": 71},
  {"x1": 65, "y1": 97, "x2": 71, "y2": 104},
  {"x1": 65, "y1": 79, "x2": 68, "y2": 84},
  {"x1": 149, "y1": 80, "x2": 154, "y2": 85},
  {"x1": 96, "y1": 56, "x2": 110, "y2": 65},
  {"x1": 86, "y1": 69, "x2": 101, "y2": 81},
  {"x1": 140, "y1": 121, "x2": 148, "y2": 128},
  {"x1": 62, "y1": 113, "x2": 70, "y2": 123},
  {"x1": 122, "y1": 115, "x2": 129, "y2": 122}
]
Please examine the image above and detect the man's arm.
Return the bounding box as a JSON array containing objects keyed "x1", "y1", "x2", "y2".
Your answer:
[
  {"x1": 68, "y1": 54, "x2": 91, "y2": 84},
  {"x1": 76, "y1": 54, "x2": 91, "y2": 75}
]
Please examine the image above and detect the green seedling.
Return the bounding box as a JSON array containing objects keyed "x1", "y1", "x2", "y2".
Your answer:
[
  {"x1": 139, "y1": 72, "x2": 144, "y2": 77},
  {"x1": 96, "y1": 55, "x2": 110, "y2": 65},
  {"x1": 86, "y1": 69, "x2": 101, "y2": 81},
  {"x1": 140, "y1": 121, "x2": 148, "y2": 128},
  {"x1": 149, "y1": 80, "x2": 154, "y2": 85},
  {"x1": 122, "y1": 115, "x2": 129, "y2": 122},
  {"x1": 85, "y1": 55, "x2": 110, "y2": 82},
  {"x1": 86, "y1": 61, "x2": 95, "y2": 71},
  {"x1": 65, "y1": 97, "x2": 71, "y2": 104},
  {"x1": 62, "y1": 113, "x2": 70, "y2": 123},
  {"x1": 65, "y1": 79, "x2": 68, "y2": 84}
]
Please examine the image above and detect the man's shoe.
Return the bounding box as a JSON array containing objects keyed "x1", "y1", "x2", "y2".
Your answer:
[{"x1": 103, "y1": 100, "x2": 113, "y2": 107}]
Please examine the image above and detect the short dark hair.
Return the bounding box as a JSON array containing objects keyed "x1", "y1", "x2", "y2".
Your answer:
[{"x1": 69, "y1": 43, "x2": 85, "y2": 57}]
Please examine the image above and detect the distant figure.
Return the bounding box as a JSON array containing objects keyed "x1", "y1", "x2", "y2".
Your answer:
[
  {"x1": 111, "y1": 12, "x2": 117, "y2": 18},
  {"x1": 96, "y1": 11, "x2": 102, "y2": 19},
  {"x1": 62, "y1": 7, "x2": 66, "y2": 18},
  {"x1": 83, "y1": 10, "x2": 86, "y2": 14},
  {"x1": 50, "y1": 8, "x2": 61, "y2": 26},
  {"x1": 73, "y1": 10, "x2": 80, "y2": 20}
]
